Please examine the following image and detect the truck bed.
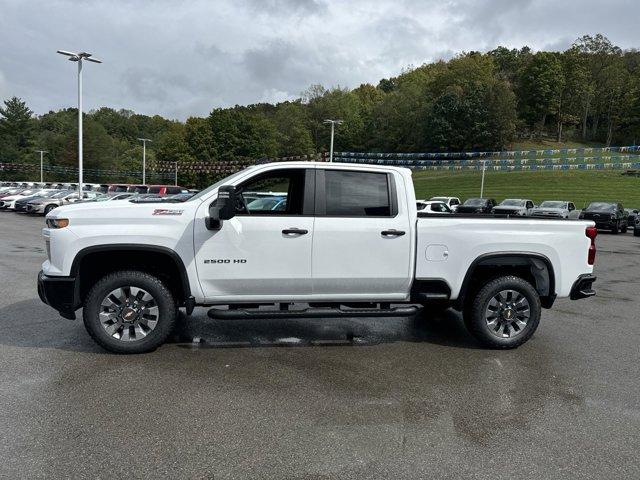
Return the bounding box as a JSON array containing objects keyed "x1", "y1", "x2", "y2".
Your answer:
[{"x1": 415, "y1": 215, "x2": 594, "y2": 300}]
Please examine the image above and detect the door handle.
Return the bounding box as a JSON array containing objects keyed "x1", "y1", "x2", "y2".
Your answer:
[
  {"x1": 282, "y1": 228, "x2": 308, "y2": 235},
  {"x1": 381, "y1": 229, "x2": 406, "y2": 237}
]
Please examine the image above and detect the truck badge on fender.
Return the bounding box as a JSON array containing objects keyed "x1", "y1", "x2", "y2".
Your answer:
[{"x1": 153, "y1": 209, "x2": 184, "y2": 216}]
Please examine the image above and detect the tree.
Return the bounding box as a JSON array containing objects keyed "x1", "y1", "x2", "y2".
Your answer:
[
  {"x1": 0, "y1": 97, "x2": 34, "y2": 162},
  {"x1": 272, "y1": 101, "x2": 314, "y2": 157},
  {"x1": 517, "y1": 52, "x2": 565, "y2": 136}
]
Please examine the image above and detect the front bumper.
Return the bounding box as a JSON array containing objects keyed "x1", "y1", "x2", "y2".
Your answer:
[
  {"x1": 26, "y1": 204, "x2": 44, "y2": 214},
  {"x1": 570, "y1": 274, "x2": 596, "y2": 300},
  {"x1": 37, "y1": 270, "x2": 79, "y2": 319}
]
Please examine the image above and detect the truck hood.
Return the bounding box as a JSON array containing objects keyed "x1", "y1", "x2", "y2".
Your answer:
[
  {"x1": 47, "y1": 198, "x2": 198, "y2": 222},
  {"x1": 493, "y1": 205, "x2": 526, "y2": 211},
  {"x1": 531, "y1": 207, "x2": 566, "y2": 214},
  {"x1": 457, "y1": 205, "x2": 486, "y2": 212}
]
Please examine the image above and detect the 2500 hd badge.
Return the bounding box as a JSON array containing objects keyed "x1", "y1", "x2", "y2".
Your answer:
[{"x1": 204, "y1": 259, "x2": 247, "y2": 264}]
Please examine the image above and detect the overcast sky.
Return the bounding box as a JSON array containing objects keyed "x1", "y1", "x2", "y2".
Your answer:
[{"x1": 1, "y1": 0, "x2": 639, "y2": 120}]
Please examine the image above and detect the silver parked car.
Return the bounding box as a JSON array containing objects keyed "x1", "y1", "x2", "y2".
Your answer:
[
  {"x1": 530, "y1": 201, "x2": 576, "y2": 219},
  {"x1": 26, "y1": 191, "x2": 100, "y2": 215}
]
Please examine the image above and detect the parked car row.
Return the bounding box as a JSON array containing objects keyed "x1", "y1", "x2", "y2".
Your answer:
[
  {"x1": 417, "y1": 195, "x2": 639, "y2": 235},
  {"x1": 0, "y1": 181, "x2": 197, "y2": 216}
]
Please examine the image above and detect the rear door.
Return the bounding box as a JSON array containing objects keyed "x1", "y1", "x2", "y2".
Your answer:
[{"x1": 311, "y1": 168, "x2": 412, "y2": 300}]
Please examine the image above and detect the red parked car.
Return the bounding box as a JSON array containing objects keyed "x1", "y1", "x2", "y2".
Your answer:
[
  {"x1": 146, "y1": 185, "x2": 185, "y2": 196},
  {"x1": 107, "y1": 184, "x2": 129, "y2": 194}
]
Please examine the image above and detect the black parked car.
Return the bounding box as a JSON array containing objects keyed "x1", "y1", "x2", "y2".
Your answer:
[
  {"x1": 579, "y1": 202, "x2": 628, "y2": 233},
  {"x1": 456, "y1": 197, "x2": 497, "y2": 214},
  {"x1": 624, "y1": 208, "x2": 638, "y2": 229}
]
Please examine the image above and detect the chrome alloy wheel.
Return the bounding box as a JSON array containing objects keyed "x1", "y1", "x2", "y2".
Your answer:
[
  {"x1": 484, "y1": 289, "x2": 530, "y2": 338},
  {"x1": 99, "y1": 286, "x2": 159, "y2": 341}
]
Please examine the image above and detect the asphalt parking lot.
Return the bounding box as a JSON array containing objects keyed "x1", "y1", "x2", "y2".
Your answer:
[{"x1": 1, "y1": 212, "x2": 639, "y2": 479}]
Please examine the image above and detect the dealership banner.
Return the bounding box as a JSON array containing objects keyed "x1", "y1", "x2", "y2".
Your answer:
[
  {"x1": 4, "y1": 147, "x2": 640, "y2": 180},
  {"x1": 336, "y1": 145, "x2": 640, "y2": 160}
]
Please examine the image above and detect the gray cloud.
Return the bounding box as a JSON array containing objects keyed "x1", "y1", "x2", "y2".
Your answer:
[
  {"x1": 243, "y1": 0, "x2": 327, "y2": 15},
  {"x1": 0, "y1": 0, "x2": 638, "y2": 119}
]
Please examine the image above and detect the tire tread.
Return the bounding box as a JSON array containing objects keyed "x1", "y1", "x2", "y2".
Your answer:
[
  {"x1": 83, "y1": 270, "x2": 177, "y2": 354},
  {"x1": 464, "y1": 275, "x2": 541, "y2": 349}
]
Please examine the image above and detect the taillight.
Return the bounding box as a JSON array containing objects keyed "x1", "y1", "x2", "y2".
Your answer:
[{"x1": 585, "y1": 226, "x2": 597, "y2": 265}]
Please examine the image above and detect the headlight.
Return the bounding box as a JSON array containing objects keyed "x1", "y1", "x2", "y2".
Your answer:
[{"x1": 46, "y1": 218, "x2": 69, "y2": 229}]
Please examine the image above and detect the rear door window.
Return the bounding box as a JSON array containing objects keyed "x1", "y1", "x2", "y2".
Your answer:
[{"x1": 321, "y1": 170, "x2": 392, "y2": 217}]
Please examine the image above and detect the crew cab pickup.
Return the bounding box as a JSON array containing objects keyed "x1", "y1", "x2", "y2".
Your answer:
[{"x1": 38, "y1": 162, "x2": 597, "y2": 353}]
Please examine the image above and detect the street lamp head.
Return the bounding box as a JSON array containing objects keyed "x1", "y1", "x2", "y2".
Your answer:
[
  {"x1": 324, "y1": 119, "x2": 344, "y2": 125},
  {"x1": 137, "y1": 138, "x2": 152, "y2": 143},
  {"x1": 57, "y1": 50, "x2": 102, "y2": 63}
]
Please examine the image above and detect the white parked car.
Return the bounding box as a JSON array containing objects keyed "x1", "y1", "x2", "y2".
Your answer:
[
  {"x1": 429, "y1": 196, "x2": 461, "y2": 212},
  {"x1": 39, "y1": 162, "x2": 597, "y2": 353},
  {"x1": 417, "y1": 200, "x2": 452, "y2": 214},
  {"x1": 0, "y1": 189, "x2": 49, "y2": 210}
]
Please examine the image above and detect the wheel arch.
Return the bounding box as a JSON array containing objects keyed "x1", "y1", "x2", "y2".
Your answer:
[
  {"x1": 71, "y1": 244, "x2": 193, "y2": 311},
  {"x1": 457, "y1": 252, "x2": 556, "y2": 309}
]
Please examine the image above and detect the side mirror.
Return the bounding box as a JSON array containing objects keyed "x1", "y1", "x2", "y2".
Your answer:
[{"x1": 206, "y1": 185, "x2": 237, "y2": 230}]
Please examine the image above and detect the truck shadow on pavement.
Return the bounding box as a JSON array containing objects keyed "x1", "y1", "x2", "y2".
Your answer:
[
  {"x1": 0, "y1": 299, "x2": 480, "y2": 353},
  {"x1": 174, "y1": 307, "x2": 481, "y2": 350}
]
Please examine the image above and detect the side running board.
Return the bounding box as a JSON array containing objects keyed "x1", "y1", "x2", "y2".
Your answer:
[{"x1": 207, "y1": 305, "x2": 422, "y2": 320}]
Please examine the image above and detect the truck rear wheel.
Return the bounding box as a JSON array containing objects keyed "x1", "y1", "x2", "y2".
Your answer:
[
  {"x1": 464, "y1": 275, "x2": 541, "y2": 349},
  {"x1": 83, "y1": 270, "x2": 177, "y2": 354}
]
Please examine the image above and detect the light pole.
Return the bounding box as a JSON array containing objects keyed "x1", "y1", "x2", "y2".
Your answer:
[
  {"x1": 480, "y1": 160, "x2": 487, "y2": 198},
  {"x1": 56, "y1": 50, "x2": 102, "y2": 194},
  {"x1": 35, "y1": 150, "x2": 48, "y2": 183},
  {"x1": 323, "y1": 119, "x2": 343, "y2": 162},
  {"x1": 137, "y1": 138, "x2": 152, "y2": 185},
  {"x1": 174, "y1": 161, "x2": 178, "y2": 186}
]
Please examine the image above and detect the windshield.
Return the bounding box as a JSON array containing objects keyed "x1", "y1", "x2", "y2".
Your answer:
[
  {"x1": 247, "y1": 197, "x2": 286, "y2": 211},
  {"x1": 500, "y1": 199, "x2": 525, "y2": 206},
  {"x1": 186, "y1": 167, "x2": 256, "y2": 202},
  {"x1": 110, "y1": 193, "x2": 134, "y2": 201},
  {"x1": 539, "y1": 201, "x2": 566, "y2": 209},
  {"x1": 586, "y1": 202, "x2": 616, "y2": 212},
  {"x1": 51, "y1": 190, "x2": 73, "y2": 198},
  {"x1": 430, "y1": 197, "x2": 448, "y2": 202},
  {"x1": 463, "y1": 198, "x2": 485, "y2": 206}
]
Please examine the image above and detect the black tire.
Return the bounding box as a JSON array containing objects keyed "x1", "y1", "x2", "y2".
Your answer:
[
  {"x1": 44, "y1": 204, "x2": 56, "y2": 215},
  {"x1": 634, "y1": 228, "x2": 640, "y2": 237},
  {"x1": 83, "y1": 270, "x2": 177, "y2": 354},
  {"x1": 463, "y1": 275, "x2": 541, "y2": 349},
  {"x1": 621, "y1": 222, "x2": 628, "y2": 233},
  {"x1": 611, "y1": 221, "x2": 619, "y2": 234}
]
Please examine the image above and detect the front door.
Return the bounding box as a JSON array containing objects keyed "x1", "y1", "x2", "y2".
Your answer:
[
  {"x1": 194, "y1": 167, "x2": 315, "y2": 301},
  {"x1": 311, "y1": 168, "x2": 413, "y2": 300}
]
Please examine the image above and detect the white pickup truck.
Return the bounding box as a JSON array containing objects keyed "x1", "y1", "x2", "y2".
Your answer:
[{"x1": 38, "y1": 162, "x2": 597, "y2": 353}]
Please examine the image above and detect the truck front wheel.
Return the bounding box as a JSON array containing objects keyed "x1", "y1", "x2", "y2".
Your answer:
[
  {"x1": 464, "y1": 275, "x2": 541, "y2": 349},
  {"x1": 83, "y1": 270, "x2": 177, "y2": 354}
]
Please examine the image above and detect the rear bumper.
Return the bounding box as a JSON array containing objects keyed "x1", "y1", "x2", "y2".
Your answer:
[
  {"x1": 37, "y1": 270, "x2": 79, "y2": 319},
  {"x1": 570, "y1": 274, "x2": 596, "y2": 300}
]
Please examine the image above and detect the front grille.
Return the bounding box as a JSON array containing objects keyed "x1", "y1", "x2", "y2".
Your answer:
[{"x1": 45, "y1": 239, "x2": 51, "y2": 261}]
